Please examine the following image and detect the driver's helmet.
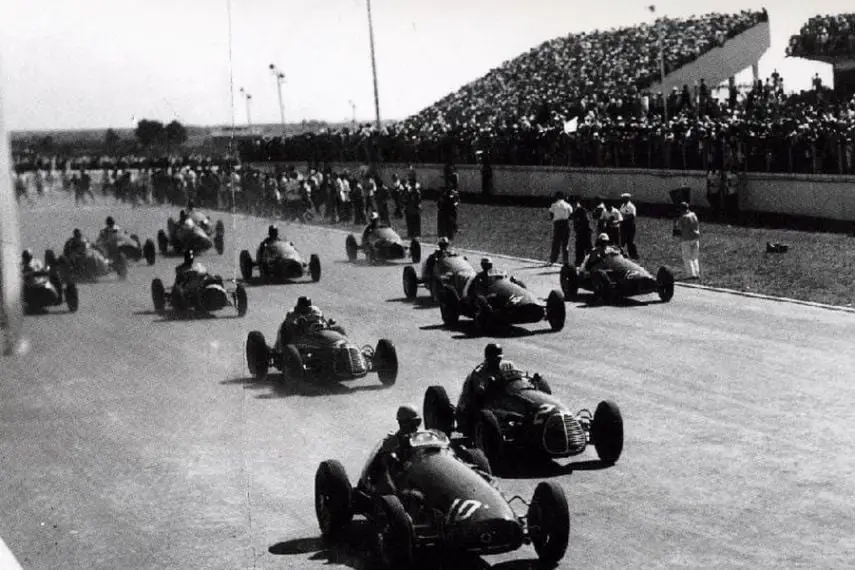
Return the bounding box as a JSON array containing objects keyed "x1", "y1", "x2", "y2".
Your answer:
[
  {"x1": 369, "y1": 212, "x2": 379, "y2": 223},
  {"x1": 484, "y1": 343, "x2": 503, "y2": 368},
  {"x1": 73, "y1": 228, "x2": 82, "y2": 239},
  {"x1": 396, "y1": 404, "x2": 422, "y2": 434},
  {"x1": 268, "y1": 225, "x2": 279, "y2": 240},
  {"x1": 183, "y1": 249, "x2": 195, "y2": 265},
  {"x1": 296, "y1": 296, "x2": 313, "y2": 313},
  {"x1": 21, "y1": 249, "x2": 32, "y2": 264},
  {"x1": 481, "y1": 257, "x2": 493, "y2": 272},
  {"x1": 105, "y1": 216, "x2": 115, "y2": 227},
  {"x1": 437, "y1": 237, "x2": 450, "y2": 251},
  {"x1": 595, "y1": 233, "x2": 610, "y2": 247}
]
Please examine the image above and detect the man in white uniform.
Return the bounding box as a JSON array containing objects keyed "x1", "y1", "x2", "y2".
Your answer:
[{"x1": 548, "y1": 192, "x2": 573, "y2": 265}]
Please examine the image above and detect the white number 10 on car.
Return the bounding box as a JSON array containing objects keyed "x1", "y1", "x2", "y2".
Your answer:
[{"x1": 449, "y1": 498, "x2": 488, "y2": 522}]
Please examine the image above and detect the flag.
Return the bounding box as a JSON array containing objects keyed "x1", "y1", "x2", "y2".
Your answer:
[{"x1": 563, "y1": 117, "x2": 579, "y2": 134}]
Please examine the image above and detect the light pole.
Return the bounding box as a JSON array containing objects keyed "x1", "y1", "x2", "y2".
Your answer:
[
  {"x1": 348, "y1": 99, "x2": 356, "y2": 127},
  {"x1": 268, "y1": 63, "x2": 286, "y2": 133},
  {"x1": 239, "y1": 88, "x2": 253, "y2": 130},
  {"x1": 365, "y1": 0, "x2": 382, "y2": 131}
]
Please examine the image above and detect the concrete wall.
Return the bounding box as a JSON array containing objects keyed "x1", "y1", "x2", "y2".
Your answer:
[
  {"x1": 259, "y1": 161, "x2": 855, "y2": 221},
  {"x1": 649, "y1": 20, "x2": 771, "y2": 94}
]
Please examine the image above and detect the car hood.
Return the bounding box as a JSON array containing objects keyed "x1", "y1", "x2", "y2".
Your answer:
[
  {"x1": 491, "y1": 380, "x2": 569, "y2": 413},
  {"x1": 486, "y1": 278, "x2": 542, "y2": 306},
  {"x1": 588, "y1": 253, "x2": 653, "y2": 278},
  {"x1": 298, "y1": 328, "x2": 348, "y2": 347}
]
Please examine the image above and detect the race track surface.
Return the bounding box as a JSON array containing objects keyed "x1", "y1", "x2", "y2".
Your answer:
[{"x1": 2, "y1": 193, "x2": 854, "y2": 569}]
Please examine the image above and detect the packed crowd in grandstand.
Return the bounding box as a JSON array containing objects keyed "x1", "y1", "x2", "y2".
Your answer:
[
  {"x1": 12, "y1": 9, "x2": 855, "y2": 181},
  {"x1": 787, "y1": 13, "x2": 855, "y2": 58}
]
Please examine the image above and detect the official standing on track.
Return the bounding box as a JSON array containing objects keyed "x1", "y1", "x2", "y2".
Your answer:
[
  {"x1": 548, "y1": 192, "x2": 572, "y2": 265},
  {"x1": 677, "y1": 201, "x2": 700, "y2": 279},
  {"x1": 571, "y1": 196, "x2": 592, "y2": 266},
  {"x1": 619, "y1": 193, "x2": 638, "y2": 259}
]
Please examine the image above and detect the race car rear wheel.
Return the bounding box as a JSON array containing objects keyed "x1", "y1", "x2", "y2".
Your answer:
[
  {"x1": 245, "y1": 331, "x2": 269, "y2": 379},
  {"x1": 560, "y1": 264, "x2": 578, "y2": 298},
  {"x1": 656, "y1": 266, "x2": 675, "y2": 303},
  {"x1": 214, "y1": 220, "x2": 225, "y2": 255},
  {"x1": 239, "y1": 250, "x2": 254, "y2": 282},
  {"x1": 345, "y1": 234, "x2": 358, "y2": 262},
  {"x1": 309, "y1": 254, "x2": 322, "y2": 282},
  {"x1": 143, "y1": 239, "x2": 156, "y2": 266},
  {"x1": 235, "y1": 284, "x2": 248, "y2": 317},
  {"x1": 546, "y1": 290, "x2": 566, "y2": 332},
  {"x1": 374, "y1": 339, "x2": 398, "y2": 386},
  {"x1": 474, "y1": 410, "x2": 505, "y2": 467},
  {"x1": 157, "y1": 230, "x2": 169, "y2": 255},
  {"x1": 374, "y1": 495, "x2": 414, "y2": 570},
  {"x1": 439, "y1": 286, "x2": 460, "y2": 327},
  {"x1": 409, "y1": 240, "x2": 421, "y2": 264},
  {"x1": 402, "y1": 266, "x2": 418, "y2": 300},
  {"x1": 527, "y1": 481, "x2": 570, "y2": 566},
  {"x1": 65, "y1": 283, "x2": 79, "y2": 313},
  {"x1": 151, "y1": 279, "x2": 166, "y2": 314},
  {"x1": 113, "y1": 252, "x2": 128, "y2": 280},
  {"x1": 315, "y1": 460, "x2": 353, "y2": 539},
  {"x1": 282, "y1": 344, "x2": 304, "y2": 382},
  {"x1": 423, "y1": 385, "x2": 454, "y2": 435},
  {"x1": 592, "y1": 400, "x2": 624, "y2": 466}
]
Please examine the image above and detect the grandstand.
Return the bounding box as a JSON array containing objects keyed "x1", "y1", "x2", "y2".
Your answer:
[{"x1": 787, "y1": 13, "x2": 855, "y2": 99}]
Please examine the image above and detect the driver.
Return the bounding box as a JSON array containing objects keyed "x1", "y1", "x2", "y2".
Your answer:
[
  {"x1": 463, "y1": 344, "x2": 521, "y2": 405},
  {"x1": 471, "y1": 257, "x2": 498, "y2": 294},
  {"x1": 259, "y1": 225, "x2": 282, "y2": 258},
  {"x1": 362, "y1": 211, "x2": 380, "y2": 243},
  {"x1": 582, "y1": 233, "x2": 620, "y2": 271},
  {"x1": 424, "y1": 236, "x2": 455, "y2": 280},
  {"x1": 21, "y1": 249, "x2": 43, "y2": 275},
  {"x1": 373, "y1": 404, "x2": 422, "y2": 495},
  {"x1": 174, "y1": 249, "x2": 208, "y2": 294},
  {"x1": 283, "y1": 296, "x2": 325, "y2": 333},
  {"x1": 98, "y1": 216, "x2": 121, "y2": 241},
  {"x1": 178, "y1": 209, "x2": 195, "y2": 230},
  {"x1": 63, "y1": 228, "x2": 90, "y2": 258}
]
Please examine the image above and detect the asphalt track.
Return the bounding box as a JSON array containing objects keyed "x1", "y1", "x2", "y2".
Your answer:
[{"x1": 2, "y1": 192, "x2": 854, "y2": 569}]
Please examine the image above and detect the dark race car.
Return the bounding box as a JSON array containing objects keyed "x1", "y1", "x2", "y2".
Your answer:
[
  {"x1": 96, "y1": 231, "x2": 156, "y2": 267},
  {"x1": 22, "y1": 267, "x2": 79, "y2": 314},
  {"x1": 402, "y1": 252, "x2": 476, "y2": 303},
  {"x1": 47, "y1": 243, "x2": 128, "y2": 283},
  {"x1": 245, "y1": 317, "x2": 398, "y2": 386},
  {"x1": 422, "y1": 369, "x2": 624, "y2": 469},
  {"x1": 157, "y1": 210, "x2": 225, "y2": 256},
  {"x1": 150, "y1": 273, "x2": 247, "y2": 318},
  {"x1": 346, "y1": 225, "x2": 421, "y2": 265},
  {"x1": 560, "y1": 249, "x2": 675, "y2": 303},
  {"x1": 438, "y1": 269, "x2": 566, "y2": 333},
  {"x1": 239, "y1": 240, "x2": 321, "y2": 283},
  {"x1": 314, "y1": 429, "x2": 571, "y2": 569}
]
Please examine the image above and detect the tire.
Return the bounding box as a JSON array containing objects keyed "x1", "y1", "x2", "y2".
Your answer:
[
  {"x1": 457, "y1": 447, "x2": 492, "y2": 476},
  {"x1": 592, "y1": 400, "x2": 624, "y2": 465},
  {"x1": 44, "y1": 249, "x2": 57, "y2": 269},
  {"x1": 151, "y1": 278, "x2": 166, "y2": 313},
  {"x1": 65, "y1": 283, "x2": 79, "y2": 313},
  {"x1": 402, "y1": 266, "x2": 418, "y2": 300},
  {"x1": 315, "y1": 460, "x2": 353, "y2": 539},
  {"x1": 283, "y1": 344, "x2": 304, "y2": 381},
  {"x1": 560, "y1": 264, "x2": 578, "y2": 298},
  {"x1": 527, "y1": 481, "x2": 571, "y2": 566},
  {"x1": 657, "y1": 266, "x2": 675, "y2": 302},
  {"x1": 423, "y1": 385, "x2": 454, "y2": 435},
  {"x1": 235, "y1": 284, "x2": 248, "y2": 317},
  {"x1": 374, "y1": 339, "x2": 398, "y2": 386},
  {"x1": 429, "y1": 276, "x2": 442, "y2": 304},
  {"x1": 473, "y1": 410, "x2": 504, "y2": 466},
  {"x1": 114, "y1": 252, "x2": 128, "y2": 280},
  {"x1": 374, "y1": 495, "x2": 414, "y2": 570},
  {"x1": 214, "y1": 220, "x2": 225, "y2": 255},
  {"x1": 439, "y1": 286, "x2": 460, "y2": 327},
  {"x1": 345, "y1": 234, "x2": 358, "y2": 262},
  {"x1": 239, "y1": 250, "x2": 254, "y2": 281},
  {"x1": 309, "y1": 254, "x2": 321, "y2": 282},
  {"x1": 245, "y1": 331, "x2": 269, "y2": 379},
  {"x1": 157, "y1": 230, "x2": 169, "y2": 255},
  {"x1": 409, "y1": 240, "x2": 421, "y2": 264},
  {"x1": 546, "y1": 290, "x2": 566, "y2": 332}
]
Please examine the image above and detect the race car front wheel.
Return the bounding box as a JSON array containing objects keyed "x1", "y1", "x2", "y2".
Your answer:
[
  {"x1": 423, "y1": 385, "x2": 454, "y2": 435},
  {"x1": 151, "y1": 279, "x2": 166, "y2": 314},
  {"x1": 373, "y1": 495, "x2": 414, "y2": 570},
  {"x1": 527, "y1": 481, "x2": 570, "y2": 566},
  {"x1": 245, "y1": 331, "x2": 269, "y2": 379},
  {"x1": 592, "y1": 400, "x2": 624, "y2": 466},
  {"x1": 65, "y1": 284, "x2": 79, "y2": 313},
  {"x1": 546, "y1": 290, "x2": 566, "y2": 332},
  {"x1": 374, "y1": 339, "x2": 398, "y2": 386},
  {"x1": 315, "y1": 460, "x2": 353, "y2": 539},
  {"x1": 309, "y1": 254, "x2": 322, "y2": 282}
]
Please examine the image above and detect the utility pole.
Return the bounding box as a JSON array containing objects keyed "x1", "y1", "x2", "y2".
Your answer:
[
  {"x1": 269, "y1": 63, "x2": 286, "y2": 133},
  {"x1": 239, "y1": 88, "x2": 253, "y2": 130},
  {"x1": 366, "y1": 0, "x2": 382, "y2": 131}
]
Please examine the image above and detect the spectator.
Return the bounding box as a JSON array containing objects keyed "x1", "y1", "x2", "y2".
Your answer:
[
  {"x1": 603, "y1": 201, "x2": 623, "y2": 246},
  {"x1": 405, "y1": 181, "x2": 422, "y2": 239},
  {"x1": 677, "y1": 202, "x2": 701, "y2": 280},
  {"x1": 618, "y1": 193, "x2": 638, "y2": 259},
  {"x1": 706, "y1": 167, "x2": 722, "y2": 212},
  {"x1": 548, "y1": 192, "x2": 572, "y2": 265},
  {"x1": 437, "y1": 185, "x2": 460, "y2": 240}
]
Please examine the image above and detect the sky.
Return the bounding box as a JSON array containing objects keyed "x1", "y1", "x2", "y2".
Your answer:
[{"x1": 0, "y1": 0, "x2": 851, "y2": 131}]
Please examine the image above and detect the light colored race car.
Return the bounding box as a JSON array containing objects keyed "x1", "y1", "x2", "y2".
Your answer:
[
  {"x1": 47, "y1": 244, "x2": 128, "y2": 283},
  {"x1": 22, "y1": 267, "x2": 79, "y2": 314},
  {"x1": 157, "y1": 210, "x2": 225, "y2": 256},
  {"x1": 96, "y1": 231, "x2": 156, "y2": 267},
  {"x1": 150, "y1": 273, "x2": 247, "y2": 318},
  {"x1": 402, "y1": 251, "x2": 476, "y2": 303},
  {"x1": 346, "y1": 224, "x2": 421, "y2": 265},
  {"x1": 239, "y1": 240, "x2": 321, "y2": 283}
]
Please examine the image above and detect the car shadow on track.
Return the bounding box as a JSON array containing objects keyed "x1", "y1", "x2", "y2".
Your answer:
[
  {"x1": 386, "y1": 296, "x2": 437, "y2": 310},
  {"x1": 222, "y1": 375, "x2": 388, "y2": 399},
  {"x1": 419, "y1": 321, "x2": 558, "y2": 339},
  {"x1": 570, "y1": 293, "x2": 658, "y2": 308},
  {"x1": 269, "y1": 523, "x2": 502, "y2": 570},
  {"x1": 497, "y1": 456, "x2": 611, "y2": 480}
]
